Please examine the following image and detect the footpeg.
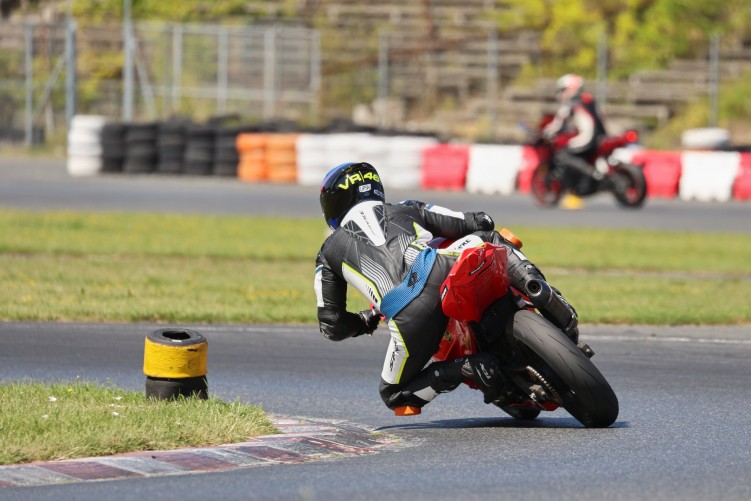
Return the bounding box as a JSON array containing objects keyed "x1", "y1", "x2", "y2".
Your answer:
[
  {"x1": 394, "y1": 405, "x2": 421, "y2": 416},
  {"x1": 578, "y1": 342, "x2": 595, "y2": 358}
]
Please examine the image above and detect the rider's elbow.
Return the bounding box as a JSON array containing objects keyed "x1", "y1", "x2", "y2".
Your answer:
[{"x1": 320, "y1": 323, "x2": 348, "y2": 341}]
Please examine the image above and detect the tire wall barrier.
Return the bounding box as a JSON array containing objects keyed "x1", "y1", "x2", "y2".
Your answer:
[
  {"x1": 143, "y1": 328, "x2": 208, "y2": 400},
  {"x1": 266, "y1": 133, "x2": 299, "y2": 183},
  {"x1": 124, "y1": 122, "x2": 158, "y2": 174},
  {"x1": 67, "y1": 115, "x2": 106, "y2": 176},
  {"x1": 237, "y1": 133, "x2": 268, "y2": 181},
  {"x1": 296, "y1": 133, "x2": 331, "y2": 185},
  {"x1": 157, "y1": 121, "x2": 187, "y2": 175},
  {"x1": 66, "y1": 116, "x2": 751, "y2": 202}
]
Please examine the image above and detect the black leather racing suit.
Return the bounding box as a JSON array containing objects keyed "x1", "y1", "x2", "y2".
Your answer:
[
  {"x1": 543, "y1": 91, "x2": 607, "y2": 189},
  {"x1": 314, "y1": 199, "x2": 497, "y2": 409}
]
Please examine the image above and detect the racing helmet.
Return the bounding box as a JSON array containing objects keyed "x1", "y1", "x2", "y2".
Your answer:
[
  {"x1": 556, "y1": 74, "x2": 584, "y2": 102},
  {"x1": 319, "y1": 162, "x2": 385, "y2": 230}
]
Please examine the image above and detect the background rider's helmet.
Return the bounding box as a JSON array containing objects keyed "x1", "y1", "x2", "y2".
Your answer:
[
  {"x1": 556, "y1": 73, "x2": 584, "y2": 102},
  {"x1": 319, "y1": 162, "x2": 385, "y2": 230}
]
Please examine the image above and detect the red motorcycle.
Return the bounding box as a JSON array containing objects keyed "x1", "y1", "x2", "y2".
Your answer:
[
  {"x1": 395, "y1": 229, "x2": 619, "y2": 428},
  {"x1": 530, "y1": 117, "x2": 647, "y2": 208}
]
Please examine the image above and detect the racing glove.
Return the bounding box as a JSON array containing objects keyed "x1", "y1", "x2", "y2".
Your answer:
[
  {"x1": 355, "y1": 308, "x2": 381, "y2": 337},
  {"x1": 470, "y1": 212, "x2": 495, "y2": 232}
]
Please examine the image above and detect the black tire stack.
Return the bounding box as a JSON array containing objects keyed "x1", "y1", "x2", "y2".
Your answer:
[
  {"x1": 100, "y1": 122, "x2": 127, "y2": 173},
  {"x1": 124, "y1": 122, "x2": 158, "y2": 174},
  {"x1": 156, "y1": 121, "x2": 188, "y2": 175},
  {"x1": 183, "y1": 125, "x2": 216, "y2": 176},
  {"x1": 213, "y1": 126, "x2": 244, "y2": 177}
]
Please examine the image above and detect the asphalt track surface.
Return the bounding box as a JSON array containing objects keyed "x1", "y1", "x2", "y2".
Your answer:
[
  {"x1": 1, "y1": 156, "x2": 749, "y2": 232},
  {"x1": 1, "y1": 157, "x2": 750, "y2": 500}
]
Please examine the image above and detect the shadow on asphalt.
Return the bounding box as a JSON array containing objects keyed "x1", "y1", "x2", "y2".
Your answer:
[{"x1": 376, "y1": 416, "x2": 630, "y2": 431}]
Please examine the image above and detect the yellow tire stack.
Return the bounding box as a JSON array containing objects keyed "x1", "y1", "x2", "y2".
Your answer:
[{"x1": 143, "y1": 328, "x2": 208, "y2": 400}]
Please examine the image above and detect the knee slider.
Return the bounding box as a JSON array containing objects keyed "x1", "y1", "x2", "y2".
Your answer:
[{"x1": 379, "y1": 378, "x2": 433, "y2": 410}]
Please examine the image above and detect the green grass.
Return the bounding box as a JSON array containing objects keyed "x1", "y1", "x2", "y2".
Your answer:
[
  {"x1": 1, "y1": 209, "x2": 750, "y2": 325},
  {"x1": 0, "y1": 381, "x2": 278, "y2": 465}
]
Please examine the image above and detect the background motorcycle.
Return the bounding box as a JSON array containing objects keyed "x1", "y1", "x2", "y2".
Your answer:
[
  {"x1": 530, "y1": 115, "x2": 647, "y2": 208},
  {"x1": 397, "y1": 229, "x2": 619, "y2": 428}
]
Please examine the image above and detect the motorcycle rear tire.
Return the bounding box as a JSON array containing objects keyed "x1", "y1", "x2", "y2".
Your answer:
[
  {"x1": 612, "y1": 163, "x2": 647, "y2": 208},
  {"x1": 510, "y1": 310, "x2": 619, "y2": 428}
]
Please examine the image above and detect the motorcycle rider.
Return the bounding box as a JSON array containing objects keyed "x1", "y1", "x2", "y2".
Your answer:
[
  {"x1": 315, "y1": 162, "x2": 579, "y2": 413},
  {"x1": 542, "y1": 74, "x2": 607, "y2": 191}
]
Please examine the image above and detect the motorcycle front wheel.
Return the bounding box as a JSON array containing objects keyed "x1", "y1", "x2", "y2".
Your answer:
[
  {"x1": 530, "y1": 163, "x2": 563, "y2": 207},
  {"x1": 510, "y1": 310, "x2": 619, "y2": 428},
  {"x1": 611, "y1": 162, "x2": 647, "y2": 208}
]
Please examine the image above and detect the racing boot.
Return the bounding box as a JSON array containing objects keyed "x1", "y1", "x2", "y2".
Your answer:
[
  {"x1": 382, "y1": 354, "x2": 505, "y2": 414},
  {"x1": 430, "y1": 354, "x2": 505, "y2": 404},
  {"x1": 381, "y1": 369, "x2": 457, "y2": 415}
]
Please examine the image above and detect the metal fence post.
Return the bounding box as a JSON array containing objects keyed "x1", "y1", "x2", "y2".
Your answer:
[
  {"x1": 709, "y1": 33, "x2": 719, "y2": 127},
  {"x1": 596, "y1": 32, "x2": 608, "y2": 109},
  {"x1": 487, "y1": 29, "x2": 499, "y2": 140},
  {"x1": 217, "y1": 26, "x2": 229, "y2": 115},
  {"x1": 377, "y1": 32, "x2": 389, "y2": 127},
  {"x1": 263, "y1": 25, "x2": 277, "y2": 121},
  {"x1": 377, "y1": 32, "x2": 389, "y2": 102},
  {"x1": 24, "y1": 24, "x2": 34, "y2": 148},
  {"x1": 65, "y1": 18, "x2": 77, "y2": 130},
  {"x1": 123, "y1": 0, "x2": 134, "y2": 121},
  {"x1": 171, "y1": 24, "x2": 183, "y2": 114},
  {"x1": 311, "y1": 30, "x2": 321, "y2": 122}
]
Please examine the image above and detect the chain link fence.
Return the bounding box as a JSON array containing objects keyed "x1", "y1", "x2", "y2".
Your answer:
[
  {"x1": 0, "y1": 20, "x2": 320, "y2": 147},
  {"x1": 1, "y1": 17, "x2": 750, "y2": 147}
]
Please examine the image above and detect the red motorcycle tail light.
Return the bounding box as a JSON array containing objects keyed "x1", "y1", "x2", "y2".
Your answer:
[{"x1": 625, "y1": 130, "x2": 639, "y2": 143}]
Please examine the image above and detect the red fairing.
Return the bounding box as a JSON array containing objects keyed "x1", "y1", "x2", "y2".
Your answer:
[
  {"x1": 555, "y1": 132, "x2": 577, "y2": 148},
  {"x1": 596, "y1": 130, "x2": 639, "y2": 158},
  {"x1": 596, "y1": 136, "x2": 628, "y2": 156},
  {"x1": 440, "y1": 243, "x2": 509, "y2": 323},
  {"x1": 432, "y1": 319, "x2": 477, "y2": 363}
]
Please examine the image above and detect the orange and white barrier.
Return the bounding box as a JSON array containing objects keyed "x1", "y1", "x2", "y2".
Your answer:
[
  {"x1": 466, "y1": 144, "x2": 523, "y2": 195},
  {"x1": 382, "y1": 135, "x2": 438, "y2": 190},
  {"x1": 85, "y1": 121, "x2": 751, "y2": 203},
  {"x1": 266, "y1": 133, "x2": 299, "y2": 183},
  {"x1": 679, "y1": 151, "x2": 740, "y2": 202}
]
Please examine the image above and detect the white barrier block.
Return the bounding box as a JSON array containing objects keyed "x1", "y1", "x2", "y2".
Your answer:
[
  {"x1": 679, "y1": 151, "x2": 740, "y2": 202},
  {"x1": 66, "y1": 154, "x2": 103, "y2": 177},
  {"x1": 326, "y1": 133, "x2": 371, "y2": 167},
  {"x1": 71, "y1": 115, "x2": 107, "y2": 131},
  {"x1": 466, "y1": 144, "x2": 523, "y2": 195},
  {"x1": 382, "y1": 136, "x2": 438, "y2": 190},
  {"x1": 681, "y1": 128, "x2": 730, "y2": 149},
  {"x1": 296, "y1": 133, "x2": 331, "y2": 185},
  {"x1": 67, "y1": 114, "x2": 107, "y2": 177}
]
